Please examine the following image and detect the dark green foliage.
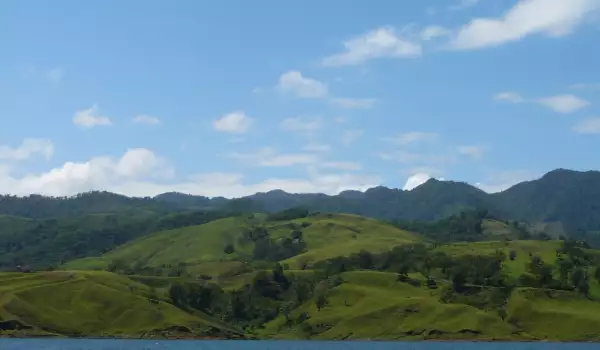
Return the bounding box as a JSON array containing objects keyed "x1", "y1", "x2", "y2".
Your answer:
[
  {"x1": 267, "y1": 207, "x2": 310, "y2": 221},
  {"x1": 224, "y1": 243, "x2": 235, "y2": 254},
  {"x1": 249, "y1": 226, "x2": 306, "y2": 262},
  {"x1": 392, "y1": 210, "x2": 487, "y2": 242},
  {"x1": 0, "y1": 209, "x2": 236, "y2": 270}
]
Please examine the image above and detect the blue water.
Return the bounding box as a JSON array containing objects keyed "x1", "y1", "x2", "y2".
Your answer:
[{"x1": 0, "y1": 340, "x2": 596, "y2": 350}]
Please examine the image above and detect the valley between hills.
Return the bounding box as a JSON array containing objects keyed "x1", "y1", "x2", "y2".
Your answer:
[{"x1": 1, "y1": 168, "x2": 600, "y2": 341}]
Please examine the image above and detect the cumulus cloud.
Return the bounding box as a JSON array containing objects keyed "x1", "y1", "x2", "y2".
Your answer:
[
  {"x1": 0, "y1": 148, "x2": 378, "y2": 198},
  {"x1": 493, "y1": 91, "x2": 524, "y2": 103},
  {"x1": 0, "y1": 148, "x2": 171, "y2": 197},
  {"x1": 277, "y1": 71, "x2": 328, "y2": 98},
  {"x1": 403, "y1": 173, "x2": 433, "y2": 190},
  {"x1": 383, "y1": 131, "x2": 439, "y2": 146},
  {"x1": 449, "y1": 0, "x2": 600, "y2": 50},
  {"x1": 0, "y1": 139, "x2": 54, "y2": 161},
  {"x1": 572, "y1": 117, "x2": 600, "y2": 134},
  {"x1": 536, "y1": 94, "x2": 590, "y2": 114},
  {"x1": 213, "y1": 111, "x2": 253, "y2": 133},
  {"x1": 421, "y1": 26, "x2": 451, "y2": 41},
  {"x1": 133, "y1": 114, "x2": 161, "y2": 125},
  {"x1": 322, "y1": 27, "x2": 422, "y2": 67},
  {"x1": 72, "y1": 105, "x2": 112, "y2": 128}
]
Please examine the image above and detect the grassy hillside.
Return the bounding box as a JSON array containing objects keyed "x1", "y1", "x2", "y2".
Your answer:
[
  {"x1": 0, "y1": 271, "x2": 242, "y2": 338},
  {"x1": 64, "y1": 213, "x2": 421, "y2": 276},
  {"x1": 259, "y1": 270, "x2": 518, "y2": 340}
]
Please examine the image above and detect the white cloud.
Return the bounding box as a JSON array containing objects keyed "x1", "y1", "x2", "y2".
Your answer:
[
  {"x1": 0, "y1": 149, "x2": 379, "y2": 198},
  {"x1": 0, "y1": 148, "x2": 171, "y2": 197},
  {"x1": 493, "y1": 91, "x2": 524, "y2": 103},
  {"x1": 383, "y1": 131, "x2": 439, "y2": 146},
  {"x1": 320, "y1": 161, "x2": 363, "y2": 171},
  {"x1": 277, "y1": 71, "x2": 328, "y2": 98},
  {"x1": 536, "y1": 94, "x2": 590, "y2": 114},
  {"x1": 570, "y1": 82, "x2": 600, "y2": 90},
  {"x1": 421, "y1": 26, "x2": 451, "y2": 41},
  {"x1": 228, "y1": 147, "x2": 317, "y2": 167},
  {"x1": 0, "y1": 139, "x2": 54, "y2": 161},
  {"x1": 322, "y1": 26, "x2": 422, "y2": 67},
  {"x1": 457, "y1": 145, "x2": 486, "y2": 159},
  {"x1": 45, "y1": 68, "x2": 64, "y2": 84},
  {"x1": 475, "y1": 170, "x2": 539, "y2": 193},
  {"x1": 341, "y1": 129, "x2": 364, "y2": 146},
  {"x1": 572, "y1": 117, "x2": 600, "y2": 134},
  {"x1": 72, "y1": 105, "x2": 112, "y2": 129},
  {"x1": 449, "y1": 0, "x2": 600, "y2": 50},
  {"x1": 213, "y1": 111, "x2": 253, "y2": 134},
  {"x1": 133, "y1": 114, "x2": 161, "y2": 125},
  {"x1": 302, "y1": 143, "x2": 331, "y2": 152},
  {"x1": 281, "y1": 117, "x2": 322, "y2": 133},
  {"x1": 403, "y1": 173, "x2": 432, "y2": 190},
  {"x1": 330, "y1": 98, "x2": 377, "y2": 109}
]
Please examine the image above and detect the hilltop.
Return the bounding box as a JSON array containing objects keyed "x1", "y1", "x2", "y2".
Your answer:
[{"x1": 64, "y1": 212, "x2": 421, "y2": 277}]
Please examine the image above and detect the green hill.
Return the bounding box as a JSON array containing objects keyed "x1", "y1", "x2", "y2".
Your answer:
[
  {"x1": 0, "y1": 271, "x2": 242, "y2": 338},
  {"x1": 64, "y1": 213, "x2": 421, "y2": 277}
]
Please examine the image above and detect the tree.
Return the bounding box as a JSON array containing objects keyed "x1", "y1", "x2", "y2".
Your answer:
[
  {"x1": 169, "y1": 283, "x2": 187, "y2": 307},
  {"x1": 358, "y1": 250, "x2": 374, "y2": 270},
  {"x1": 452, "y1": 270, "x2": 467, "y2": 292},
  {"x1": 314, "y1": 282, "x2": 329, "y2": 311},
  {"x1": 223, "y1": 243, "x2": 235, "y2": 254}
]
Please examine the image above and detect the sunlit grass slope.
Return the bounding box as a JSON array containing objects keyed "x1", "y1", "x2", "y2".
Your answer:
[
  {"x1": 259, "y1": 270, "x2": 518, "y2": 340},
  {"x1": 507, "y1": 288, "x2": 600, "y2": 341},
  {"x1": 64, "y1": 213, "x2": 421, "y2": 276},
  {"x1": 0, "y1": 271, "x2": 240, "y2": 338}
]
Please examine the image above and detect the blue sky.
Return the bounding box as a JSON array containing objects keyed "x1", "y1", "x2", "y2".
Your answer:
[{"x1": 1, "y1": 0, "x2": 600, "y2": 197}]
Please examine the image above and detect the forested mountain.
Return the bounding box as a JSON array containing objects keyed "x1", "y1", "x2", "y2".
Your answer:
[{"x1": 1, "y1": 169, "x2": 600, "y2": 237}]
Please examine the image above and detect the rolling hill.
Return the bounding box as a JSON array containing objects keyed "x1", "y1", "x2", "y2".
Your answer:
[
  {"x1": 64, "y1": 213, "x2": 421, "y2": 277},
  {"x1": 0, "y1": 271, "x2": 243, "y2": 338}
]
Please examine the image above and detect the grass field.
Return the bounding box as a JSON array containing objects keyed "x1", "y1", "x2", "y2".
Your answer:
[
  {"x1": 64, "y1": 213, "x2": 421, "y2": 277},
  {"x1": 258, "y1": 270, "x2": 518, "y2": 340},
  {"x1": 0, "y1": 271, "x2": 241, "y2": 338}
]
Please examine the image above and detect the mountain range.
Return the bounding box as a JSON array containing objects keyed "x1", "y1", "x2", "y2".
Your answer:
[{"x1": 1, "y1": 168, "x2": 599, "y2": 239}]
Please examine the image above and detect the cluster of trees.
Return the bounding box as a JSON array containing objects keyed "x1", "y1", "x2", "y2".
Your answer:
[
  {"x1": 392, "y1": 210, "x2": 488, "y2": 242},
  {"x1": 519, "y1": 239, "x2": 600, "y2": 296},
  {"x1": 238, "y1": 226, "x2": 307, "y2": 262},
  {"x1": 167, "y1": 264, "x2": 334, "y2": 330},
  {"x1": 0, "y1": 209, "x2": 237, "y2": 271},
  {"x1": 314, "y1": 243, "x2": 507, "y2": 291}
]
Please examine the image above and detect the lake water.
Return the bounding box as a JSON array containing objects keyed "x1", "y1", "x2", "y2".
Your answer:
[{"x1": 0, "y1": 340, "x2": 597, "y2": 350}]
